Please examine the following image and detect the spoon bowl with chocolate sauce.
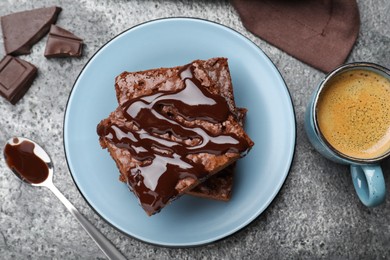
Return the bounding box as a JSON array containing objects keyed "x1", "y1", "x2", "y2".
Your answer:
[{"x1": 3, "y1": 137, "x2": 126, "y2": 260}]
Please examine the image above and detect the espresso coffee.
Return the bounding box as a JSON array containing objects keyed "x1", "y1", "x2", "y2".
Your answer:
[{"x1": 316, "y1": 69, "x2": 390, "y2": 159}]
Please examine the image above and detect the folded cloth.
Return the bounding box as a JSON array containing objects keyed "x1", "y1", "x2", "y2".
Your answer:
[{"x1": 231, "y1": 0, "x2": 360, "y2": 73}]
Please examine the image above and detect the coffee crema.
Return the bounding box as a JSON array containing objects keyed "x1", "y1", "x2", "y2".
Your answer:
[{"x1": 316, "y1": 69, "x2": 390, "y2": 159}]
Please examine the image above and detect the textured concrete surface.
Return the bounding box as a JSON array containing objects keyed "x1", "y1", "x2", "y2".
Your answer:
[{"x1": 0, "y1": 0, "x2": 389, "y2": 259}]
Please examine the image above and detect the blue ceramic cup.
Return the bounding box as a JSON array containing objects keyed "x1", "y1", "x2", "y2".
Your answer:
[{"x1": 305, "y1": 62, "x2": 390, "y2": 207}]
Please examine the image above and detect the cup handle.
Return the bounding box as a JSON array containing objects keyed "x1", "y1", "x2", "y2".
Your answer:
[{"x1": 350, "y1": 164, "x2": 386, "y2": 207}]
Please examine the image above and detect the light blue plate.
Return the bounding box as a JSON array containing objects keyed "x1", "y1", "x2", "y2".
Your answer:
[{"x1": 64, "y1": 18, "x2": 296, "y2": 247}]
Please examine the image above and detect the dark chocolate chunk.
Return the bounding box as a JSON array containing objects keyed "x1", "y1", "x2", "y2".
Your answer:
[
  {"x1": 0, "y1": 56, "x2": 37, "y2": 104},
  {"x1": 1, "y1": 6, "x2": 62, "y2": 55},
  {"x1": 44, "y1": 25, "x2": 83, "y2": 58}
]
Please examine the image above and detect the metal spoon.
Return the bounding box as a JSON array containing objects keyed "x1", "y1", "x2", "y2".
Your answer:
[{"x1": 3, "y1": 137, "x2": 126, "y2": 260}]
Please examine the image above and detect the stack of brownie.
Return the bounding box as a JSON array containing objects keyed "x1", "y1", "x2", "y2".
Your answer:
[{"x1": 97, "y1": 57, "x2": 254, "y2": 216}]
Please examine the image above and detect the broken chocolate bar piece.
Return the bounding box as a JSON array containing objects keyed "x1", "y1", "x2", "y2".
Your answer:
[
  {"x1": 44, "y1": 25, "x2": 83, "y2": 58},
  {"x1": 1, "y1": 6, "x2": 62, "y2": 55},
  {"x1": 0, "y1": 56, "x2": 37, "y2": 104}
]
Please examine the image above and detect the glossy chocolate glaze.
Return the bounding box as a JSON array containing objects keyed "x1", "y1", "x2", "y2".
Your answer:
[
  {"x1": 4, "y1": 138, "x2": 49, "y2": 184},
  {"x1": 98, "y1": 64, "x2": 250, "y2": 214}
]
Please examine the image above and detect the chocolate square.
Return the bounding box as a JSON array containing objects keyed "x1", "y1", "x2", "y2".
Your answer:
[
  {"x1": 0, "y1": 56, "x2": 37, "y2": 104},
  {"x1": 44, "y1": 25, "x2": 83, "y2": 58}
]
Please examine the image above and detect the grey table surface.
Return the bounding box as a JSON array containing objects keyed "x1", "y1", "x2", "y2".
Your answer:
[{"x1": 0, "y1": 0, "x2": 389, "y2": 259}]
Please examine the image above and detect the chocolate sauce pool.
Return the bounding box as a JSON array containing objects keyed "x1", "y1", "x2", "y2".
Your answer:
[
  {"x1": 98, "y1": 64, "x2": 251, "y2": 214},
  {"x1": 4, "y1": 138, "x2": 49, "y2": 184}
]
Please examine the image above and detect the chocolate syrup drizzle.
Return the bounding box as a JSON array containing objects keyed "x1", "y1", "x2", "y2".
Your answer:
[
  {"x1": 4, "y1": 138, "x2": 49, "y2": 184},
  {"x1": 98, "y1": 64, "x2": 250, "y2": 214}
]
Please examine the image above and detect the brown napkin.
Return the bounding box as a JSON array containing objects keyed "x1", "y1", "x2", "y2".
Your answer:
[{"x1": 231, "y1": 0, "x2": 360, "y2": 73}]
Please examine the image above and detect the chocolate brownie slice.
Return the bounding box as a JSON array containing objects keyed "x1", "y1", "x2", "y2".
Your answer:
[
  {"x1": 187, "y1": 107, "x2": 247, "y2": 201},
  {"x1": 115, "y1": 58, "x2": 245, "y2": 201},
  {"x1": 97, "y1": 58, "x2": 253, "y2": 215},
  {"x1": 115, "y1": 58, "x2": 240, "y2": 120}
]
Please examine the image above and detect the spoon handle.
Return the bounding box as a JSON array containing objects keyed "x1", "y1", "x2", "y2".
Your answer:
[{"x1": 47, "y1": 183, "x2": 127, "y2": 260}]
